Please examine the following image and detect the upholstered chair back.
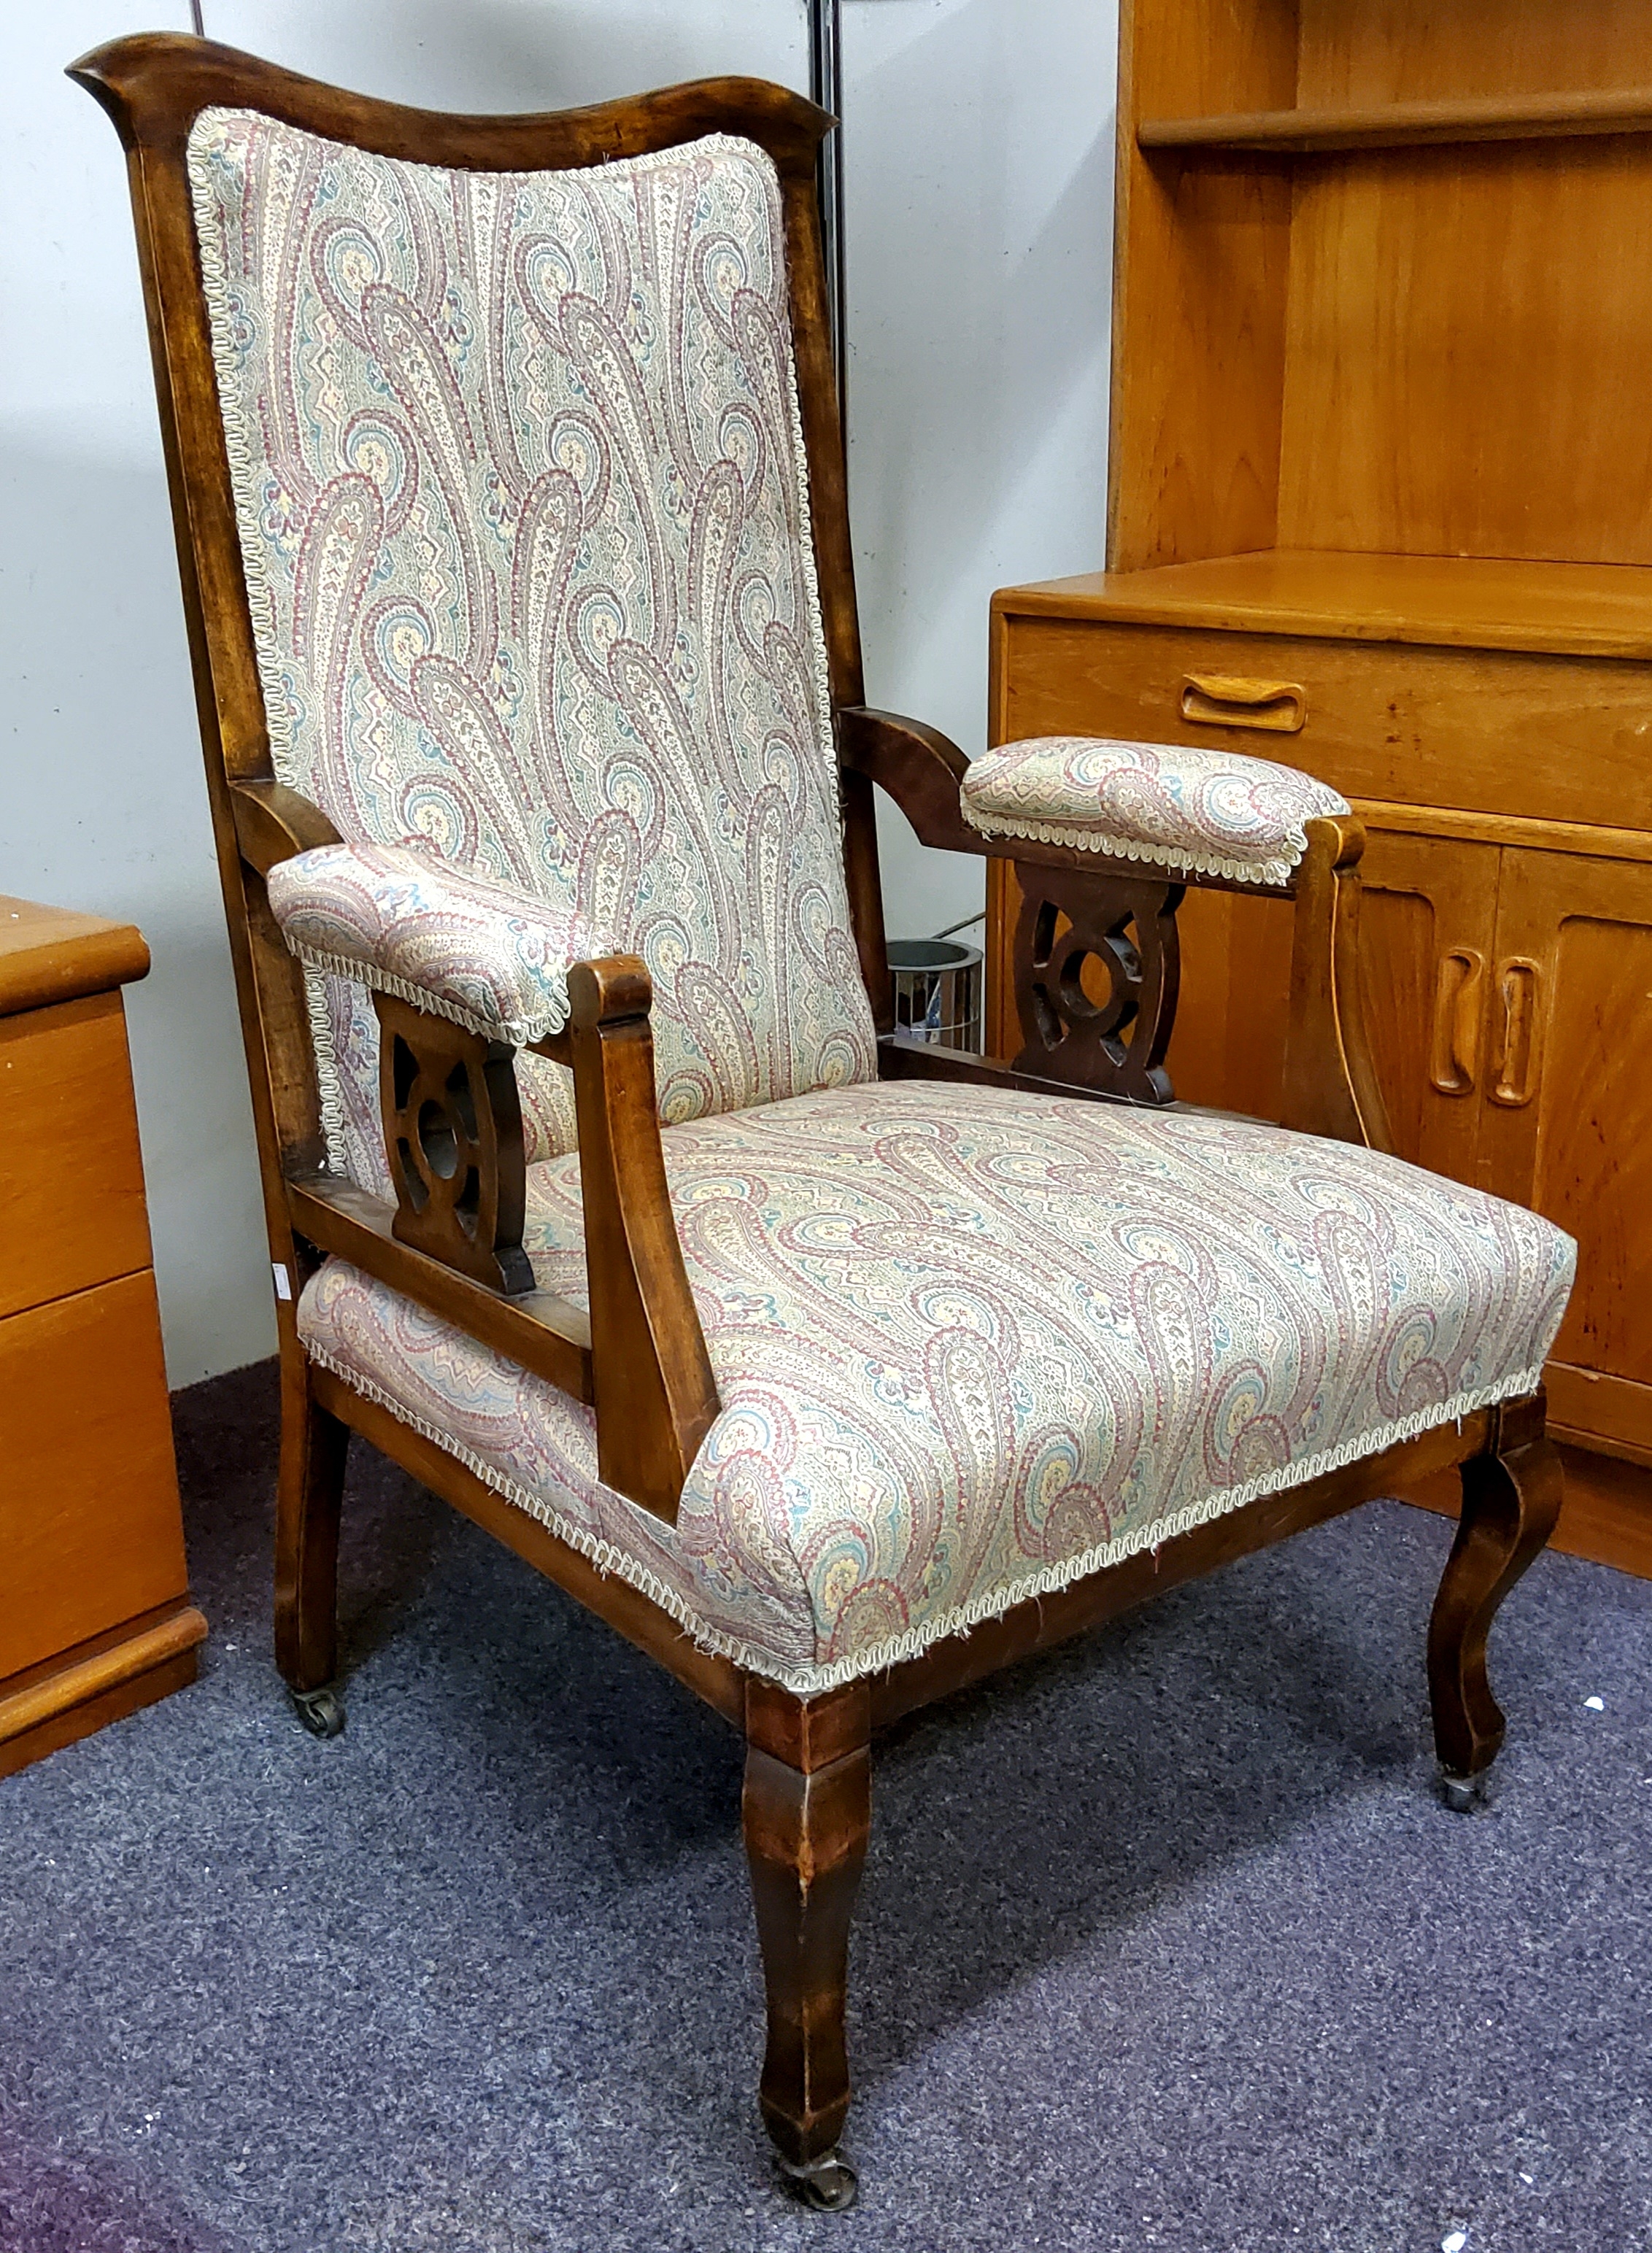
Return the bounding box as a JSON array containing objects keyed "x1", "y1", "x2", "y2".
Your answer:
[{"x1": 188, "y1": 109, "x2": 877, "y2": 1189}]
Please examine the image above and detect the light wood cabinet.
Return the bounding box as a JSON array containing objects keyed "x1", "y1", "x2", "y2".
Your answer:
[
  {"x1": 987, "y1": 0, "x2": 1652, "y2": 1569},
  {"x1": 0, "y1": 898, "x2": 207, "y2": 1774}
]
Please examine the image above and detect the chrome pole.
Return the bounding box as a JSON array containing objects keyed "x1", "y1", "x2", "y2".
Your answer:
[{"x1": 808, "y1": 0, "x2": 847, "y2": 430}]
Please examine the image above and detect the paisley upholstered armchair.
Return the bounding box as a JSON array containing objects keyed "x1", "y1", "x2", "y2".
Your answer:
[{"x1": 76, "y1": 34, "x2": 1574, "y2": 2211}]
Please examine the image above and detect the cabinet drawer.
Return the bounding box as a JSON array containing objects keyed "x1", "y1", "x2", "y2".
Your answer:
[
  {"x1": 0, "y1": 990, "x2": 152, "y2": 1320},
  {"x1": 997, "y1": 616, "x2": 1652, "y2": 832},
  {"x1": 0, "y1": 1270, "x2": 186, "y2": 1681}
]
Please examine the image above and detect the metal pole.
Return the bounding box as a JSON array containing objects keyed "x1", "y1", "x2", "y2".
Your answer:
[{"x1": 808, "y1": 0, "x2": 847, "y2": 432}]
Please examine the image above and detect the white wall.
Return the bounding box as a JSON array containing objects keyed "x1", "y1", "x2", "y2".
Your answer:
[{"x1": 1, "y1": 0, "x2": 1115, "y2": 1384}]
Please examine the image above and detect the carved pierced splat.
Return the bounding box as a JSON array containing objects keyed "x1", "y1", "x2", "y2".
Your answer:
[
  {"x1": 1011, "y1": 868, "x2": 1183, "y2": 1105},
  {"x1": 374, "y1": 992, "x2": 534, "y2": 1295}
]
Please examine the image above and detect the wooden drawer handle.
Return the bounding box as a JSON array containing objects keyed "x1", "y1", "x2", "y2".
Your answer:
[
  {"x1": 1180, "y1": 673, "x2": 1307, "y2": 734},
  {"x1": 1491, "y1": 957, "x2": 1543, "y2": 1108},
  {"x1": 1429, "y1": 947, "x2": 1484, "y2": 1097}
]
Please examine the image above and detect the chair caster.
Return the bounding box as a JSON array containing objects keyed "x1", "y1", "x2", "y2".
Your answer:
[
  {"x1": 290, "y1": 1685, "x2": 345, "y2": 1738},
  {"x1": 1440, "y1": 1767, "x2": 1488, "y2": 1814},
  {"x1": 780, "y1": 2152, "x2": 859, "y2": 2212}
]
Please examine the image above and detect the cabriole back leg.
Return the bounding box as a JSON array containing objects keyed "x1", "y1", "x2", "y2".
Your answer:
[
  {"x1": 275, "y1": 1345, "x2": 350, "y2": 1737},
  {"x1": 1428, "y1": 1392, "x2": 1563, "y2": 1808},
  {"x1": 742, "y1": 1682, "x2": 871, "y2": 2211}
]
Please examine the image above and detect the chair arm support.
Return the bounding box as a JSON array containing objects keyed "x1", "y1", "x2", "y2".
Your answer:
[
  {"x1": 566, "y1": 957, "x2": 721, "y2": 1520},
  {"x1": 229, "y1": 778, "x2": 342, "y2": 873},
  {"x1": 286, "y1": 951, "x2": 719, "y2": 1526},
  {"x1": 1280, "y1": 815, "x2": 1394, "y2": 1153}
]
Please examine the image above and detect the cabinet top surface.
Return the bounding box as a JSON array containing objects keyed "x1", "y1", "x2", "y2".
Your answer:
[
  {"x1": 0, "y1": 897, "x2": 149, "y2": 1019},
  {"x1": 994, "y1": 551, "x2": 1652, "y2": 660}
]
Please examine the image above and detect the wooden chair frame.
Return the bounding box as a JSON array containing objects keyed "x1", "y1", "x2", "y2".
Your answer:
[{"x1": 75, "y1": 33, "x2": 1563, "y2": 2208}]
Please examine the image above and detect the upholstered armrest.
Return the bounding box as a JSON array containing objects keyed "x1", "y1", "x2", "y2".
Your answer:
[
  {"x1": 959, "y1": 736, "x2": 1350, "y2": 890},
  {"x1": 266, "y1": 840, "x2": 614, "y2": 1048}
]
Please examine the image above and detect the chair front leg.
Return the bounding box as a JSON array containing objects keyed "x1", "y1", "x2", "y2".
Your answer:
[
  {"x1": 1428, "y1": 1390, "x2": 1563, "y2": 1804},
  {"x1": 274, "y1": 1342, "x2": 350, "y2": 1738},
  {"x1": 742, "y1": 1681, "x2": 872, "y2": 2210}
]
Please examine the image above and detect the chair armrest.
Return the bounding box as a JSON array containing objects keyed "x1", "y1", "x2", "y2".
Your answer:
[
  {"x1": 229, "y1": 778, "x2": 342, "y2": 872},
  {"x1": 957, "y1": 735, "x2": 1350, "y2": 890},
  {"x1": 838, "y1": 706, "x2": 981, "y2": 854},
  {"x1": 264, "y1": 836, "x2": 717, "y2": 1522},
  {"x1": 266, "y1": 839, "x2": 614, "y2": 1048}
]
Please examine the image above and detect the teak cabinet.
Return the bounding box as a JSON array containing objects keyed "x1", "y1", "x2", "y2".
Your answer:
[
  {"x1": 986, "y1": 0, "x2": 1652, "y2": 1564},
  {"x1": 0, "y1": 898, "x2": 206, "y2": 1775}
]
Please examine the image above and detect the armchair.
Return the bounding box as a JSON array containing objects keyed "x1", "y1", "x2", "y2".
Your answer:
[{"x1": 75, "y1": 33, "x2": 1573, "y2": 2213}]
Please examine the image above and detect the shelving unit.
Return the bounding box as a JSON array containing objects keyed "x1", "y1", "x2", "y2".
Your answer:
[
  {"x1": 987, "y1": 0, "x2": 1652, "y2": 1572},
  {"x1": 1139, "y1": 86, "x2": 1652, "y2": 155}
]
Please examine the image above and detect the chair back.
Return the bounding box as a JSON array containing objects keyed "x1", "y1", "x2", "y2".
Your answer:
[{"x1": 75, "y1": 42, "x2": 881, "y2": 1188}]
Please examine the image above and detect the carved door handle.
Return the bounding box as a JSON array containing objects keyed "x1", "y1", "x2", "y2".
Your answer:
[
  {"x1": 1429, "y1": 946, "x2": 1485, "y2": 1095},
  {"x1": 1180, "y1": 673, "x2": 1307, "y2": 734},
  {"x1": 1490, "y1": 957, "x2": 1543, "y2": 1108}
]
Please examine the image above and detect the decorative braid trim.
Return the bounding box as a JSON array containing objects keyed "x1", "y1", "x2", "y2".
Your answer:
[
  {"x1": 284, "y1": 942, "x2": 568, "y2": 1051},
  {"x1": 300, "y1": 967, "x2": 350, "y2": 1172},
  {"x1": 959, "y1": 803, "x2": 1305, "y2": 891},
  {"x1": 304, "y1": 1338, "x2": 1549, "y2": 1696},
  {"x1": 301, "y1": 1342, "x2": 821, "y2": 1680}
]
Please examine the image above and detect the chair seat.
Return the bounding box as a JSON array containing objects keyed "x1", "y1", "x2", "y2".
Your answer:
[{"x1": 298, "y1": 1083, "x2": 1574, "y2": 1692}]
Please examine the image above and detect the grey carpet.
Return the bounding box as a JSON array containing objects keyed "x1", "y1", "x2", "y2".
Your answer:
[{"x1": 1, "y1": 1361, "x2": 1648, "y2": 2253}]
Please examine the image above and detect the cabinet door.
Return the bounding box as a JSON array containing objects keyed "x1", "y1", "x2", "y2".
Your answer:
[
  {"x1": 1353, "y1": 829, "x2": 1502, "y2": 1180},
  {"x1": 1165, "y1": 826, "x2": 1502, "y2": 1175},
  {"x1": 1478, "y1": 848, "x2": 1652, "y2": 1462}
]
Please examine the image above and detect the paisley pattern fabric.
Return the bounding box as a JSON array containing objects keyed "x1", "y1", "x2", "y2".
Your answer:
[
  {"x1": 188, "y1": 109, "x2": 878, "y2": 1178},
  {"x1": 961, "y1": 736, "x2": 1351, "y2": 888},
  {"x1": 269, "y1": 838, "x2": 613, "y2": 1047},
  {"x1": 298, "y1": 1082, "x2": 1575, "y2": 1692}
]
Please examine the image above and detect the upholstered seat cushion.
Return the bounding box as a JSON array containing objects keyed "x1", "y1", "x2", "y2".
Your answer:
[
  {"x1": 960, "y1": 737, "x2": 1351, "y2": 887},
  {"x1": 298, "y1": 1083, "x2": 1573, "y2": 1693},
  {"x1": 269, "y1": 840, "x2": 615, "y2": 1048}
]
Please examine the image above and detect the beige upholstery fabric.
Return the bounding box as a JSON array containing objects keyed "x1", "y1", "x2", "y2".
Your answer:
[
  {"x1": 299, "y1": 1083, "x2": 1575, "y2": 1692},
  {"x1": 961, "y1": 736, "x2": 1351, "y2": 888},
  {"x1": 189, "y1": 107, "x2": 877, "y2": 1192}
]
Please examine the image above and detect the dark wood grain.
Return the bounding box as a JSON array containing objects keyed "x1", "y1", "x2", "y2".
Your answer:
[
  {"x1": 838, "y1": 706, "x2": 1313, "y2": 898},
  {"x1": 287, "y1": 1172, "x2": 595, "y2": 1404},
  {"x1": 374, "y1": 994, "x2": 536, "y2": 1298},
  {"x1": 1279, "y1": 816, "x2": 1396, "y2": 1150},
  {"x1": 228, "y1": 779, "x2": 341, "y2": 873},
  {"x1": 744, "y1": 1727, "x2": 871, "y2": 2171},
  {"x1": 1011, "y1": 867, "x2": 1183, "y2": 1102},
  {"x1": 568, "y1": 959, "x2": 720, "y2": 1523},
  {"x1": 1429, "y1": 1391, "x2": 1564, "y2": 1781},
  {"x1": 274, "y1": 1357, "x2": 349, "y2": 1696}
]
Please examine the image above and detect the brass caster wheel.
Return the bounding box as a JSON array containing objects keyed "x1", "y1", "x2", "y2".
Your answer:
[
  {"x1": 290, "y1": 1685, "x2": 345, "y2": 1738},
  {"x1": 1440, "y1": 1768, "x2": 1487, "y2": 1814},
  {"x1": 781, "y1": 2153, "x2": 859, "y2": 2213}
]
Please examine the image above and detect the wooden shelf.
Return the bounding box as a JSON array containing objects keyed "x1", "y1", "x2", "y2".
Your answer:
[
  {"x1": 1139, "y1": 86, "x2": 1652, "y2": 156},
  {"x1": 995, "y1": 552, "x2": 1652, "y2": 661}
]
